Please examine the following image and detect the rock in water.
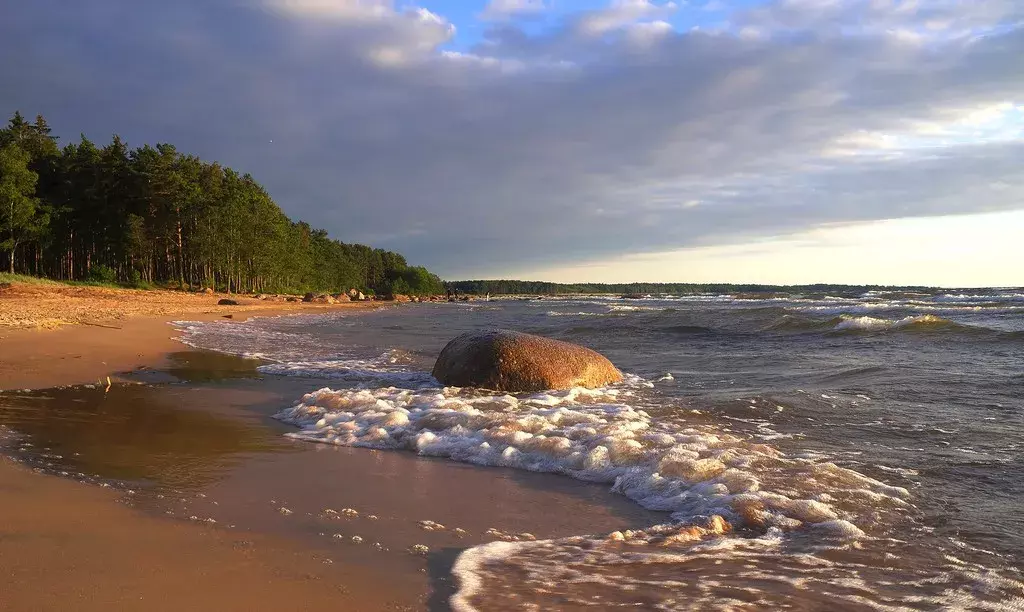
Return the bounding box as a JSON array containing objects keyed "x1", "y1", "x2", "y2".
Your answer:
[{"x1": 431, "y1": 329, "x2": 623, "y2": 392}]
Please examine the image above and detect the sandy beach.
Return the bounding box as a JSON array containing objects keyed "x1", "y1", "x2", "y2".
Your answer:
[
  {"x1": 0, "y1": 282, "x2": 659, "y2": 611},
  {"x1": 0, "y1": 282, "x2": 382, "y2": 390},
  {"x1": 0, "y1": 283, "x2": 401, "y2": 610}
]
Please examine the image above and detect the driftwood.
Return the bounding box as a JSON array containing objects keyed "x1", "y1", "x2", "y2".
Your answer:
[{"x1": 79, "y1": 321, "x2": 123, "y2": 330}]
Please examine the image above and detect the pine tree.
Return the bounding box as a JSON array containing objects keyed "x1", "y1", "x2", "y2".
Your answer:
[{"x1": 0, "y1": 143, "x2": 46, "y2": 273}]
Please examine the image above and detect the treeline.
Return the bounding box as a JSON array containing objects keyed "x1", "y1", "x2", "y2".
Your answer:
[
  {"x1": 449, "y1": 280, "x2": 932, "y2": 296},
  {"x1": 0, "y1": 111, "x2": 444, "y2": 296}
]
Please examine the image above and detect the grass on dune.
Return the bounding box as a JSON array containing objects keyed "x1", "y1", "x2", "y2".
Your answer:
[
  {"x1": 0, "y1": 272, "x2": 151, "y2": 290},
  {"x1": 0, "y1": 272, "x2": 64, "y2": 286}
]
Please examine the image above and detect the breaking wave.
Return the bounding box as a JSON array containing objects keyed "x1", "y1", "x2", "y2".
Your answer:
[
  {"x1": 274, "y1": 381, "x2": 908, "y2": 532},
  {"x1": 273, "y1": 379, "x2": 1024, "y2": 610},
  {"x1": 762, "y1": 313, "x2": 1015, "y2": 338}
]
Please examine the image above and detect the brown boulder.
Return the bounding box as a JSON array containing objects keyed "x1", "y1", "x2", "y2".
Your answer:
[
  {"x1": 303, "y1": 292, "x2": 336, "y2": 304},
  {"x1": 431, "y1": 329, "x2": 623, "y2": 392},
  {"x1": 217, "y1": 298, "x2": 239, "y2": 306}
]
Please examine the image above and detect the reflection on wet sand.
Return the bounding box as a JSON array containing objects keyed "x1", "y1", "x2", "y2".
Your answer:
[
  {"x1": 125, "y1": 350, "x2": 267, "y2": 385},
  {"x1": 0, "y1": 383, "x2": 279, "y2": 490},
  {"x1": 0, "y1": 361, "x2": 671, "y2": 610}
]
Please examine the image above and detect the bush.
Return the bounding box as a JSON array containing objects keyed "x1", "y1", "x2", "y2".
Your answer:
[
  {"x1": 87, "y1": 264, "x2": 117, "y2": 284},
  {"x1": 389, "y1": 277, "x2": 411, "y2": 296},
  {"x1": 126, "y1": 269, "x2": 153, "y2": 289}
]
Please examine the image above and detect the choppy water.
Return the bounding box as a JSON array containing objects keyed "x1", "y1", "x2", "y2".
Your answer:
[{"x1": 175, "y1": 288, "x2": 1024, "y2": 610}]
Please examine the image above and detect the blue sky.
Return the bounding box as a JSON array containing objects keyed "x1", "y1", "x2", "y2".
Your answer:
[
  {"x1": 421, "y1": 0, "x2": 757, "y2": 49},
  {"x1": 2, "y1": 0, "x2": 1022, "y2": 286}
]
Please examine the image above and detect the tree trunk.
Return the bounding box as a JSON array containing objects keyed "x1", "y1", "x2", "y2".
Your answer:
[
  {"x1": 176, "y1": 217, "x2": 185, "y2": 288},
  {"x1": 8, "y1": 239, "x2": 18, "y2": 273}
]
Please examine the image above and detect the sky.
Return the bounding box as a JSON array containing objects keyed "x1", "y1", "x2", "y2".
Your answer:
[{"x1": 1, "y1": 0, "x2": 1022, "y2": 287}]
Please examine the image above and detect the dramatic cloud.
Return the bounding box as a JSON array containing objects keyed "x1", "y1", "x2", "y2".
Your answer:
[{"x1": 1, "y1": 0, "x2": 1021, "y2": 279}]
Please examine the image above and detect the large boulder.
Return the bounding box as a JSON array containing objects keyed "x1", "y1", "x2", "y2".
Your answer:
[
  {"x1": 431, "y1": 329, "x2": 623, "y2": 392},
  {"x1": 305, "y1": 293, "x2": 336, "y2": 304}
]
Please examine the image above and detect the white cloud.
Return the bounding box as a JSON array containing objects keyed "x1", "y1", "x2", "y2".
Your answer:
[
  {"x1": 737, "y1": 0, "x2": 1024, "y2": 40},
  {"x1": 626, "y1": 20, "x2": 674, "y2": 45},
  {"x1": 480, "y1": 0, "x2": 548, "y2": 22},
  {"x1": 576, "y1": 0, "x2": 678, "y2": 36},
  {"x1": 263, "y1": 0, "x2": 392, "y2": 20},
  {"x1": 263, "y1": 0, "x2": 455, "y2": 66}
]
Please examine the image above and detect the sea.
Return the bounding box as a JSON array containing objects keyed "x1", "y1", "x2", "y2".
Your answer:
[{"x1": 169, "y1": 288, "x2": 1023, "y2": 609}]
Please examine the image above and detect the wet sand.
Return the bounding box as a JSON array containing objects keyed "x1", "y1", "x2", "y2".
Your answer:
[
  {"x1": 0, "y1": 300, "x2": 379, "y2": 391},
  {"x1": 0, "y1": 455, "x2": 403, "y2": 611},
  {"x1": 0, "y1": 311, "x2": 665, "y2": 610}
]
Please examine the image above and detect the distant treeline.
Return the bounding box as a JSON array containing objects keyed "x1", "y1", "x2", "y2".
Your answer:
[
  {"x1": 448, "y1": 280, "x2": 933, "y2": 296},
  {"x1": 0, "y1": 111, "x2": 444, "y2": 296}
]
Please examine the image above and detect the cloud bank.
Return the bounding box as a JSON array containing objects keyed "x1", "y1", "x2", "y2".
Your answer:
[{"x1": 1, "y1": 0, "x2": 1021, "y2": 279}]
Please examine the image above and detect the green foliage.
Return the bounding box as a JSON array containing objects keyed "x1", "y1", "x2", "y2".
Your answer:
[
  {"x1": 0, "y1": 142, "x2": 46, "y2": 273},
  {"x1": 0, "y1": 111, "x2": 443, "y2": 294},
  {"x1": 0, "y1": 272, "x2": 61, "y2": 286},
  {"x1": 87, "y1": 264, "x2": 117, "y2": 283}
]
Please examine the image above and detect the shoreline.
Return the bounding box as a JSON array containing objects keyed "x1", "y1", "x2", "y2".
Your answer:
[
  {"x1": 0, "y1": 285, "x2": 407, "y2": 610},
  {"x1": 0, "y1": 285, "x2": 665, "y2": 611},
  {"x1": 0, "y1": 281, "x2": 385, "y2": 391}
]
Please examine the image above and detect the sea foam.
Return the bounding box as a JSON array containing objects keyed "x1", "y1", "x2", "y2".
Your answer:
[{"x1": 274, "y1": 381, "x2": 909, "y2": 534}]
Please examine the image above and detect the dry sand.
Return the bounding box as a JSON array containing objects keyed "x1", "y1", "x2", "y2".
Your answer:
[
  {"x1": 0, "y1": 281, "x2": 379, "y2": 330},
  {"x1": 0, "y1": 281, "x2": 381, "y2": 390}
]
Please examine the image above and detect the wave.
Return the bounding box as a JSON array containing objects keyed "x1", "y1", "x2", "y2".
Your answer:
[
  {"x1": 273, "y1": 380, "x2": 1024, "y2": 610},
  {"x1": 274, "y1": 381, "x2": 908, "y2": 531},
  {"x1": 450, "y1": 525, "x2": 1024, "y2": 611},
  {"x1": 761, "y1": 313, "x2": 1018, "y2": 338},
  {"x1": 544, "y1": 310, "x2": 608, "y2": 317},
  {"x1": 259, "y1": 357, "x2": 437, "y2": 387},
  {"x1": 607, "y1": 304, "x2": 671, "y2": 313},
  {"x1": 662, "y1": 324, "x2": 716, "y2": 335},
  {"x1": 832, "y1": 313, "x2": 964, "y2": 333}
]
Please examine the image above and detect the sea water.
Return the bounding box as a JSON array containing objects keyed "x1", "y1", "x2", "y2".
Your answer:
[{"x1": 175, "y1": 288, "x2": 1024, "y2": 610}]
